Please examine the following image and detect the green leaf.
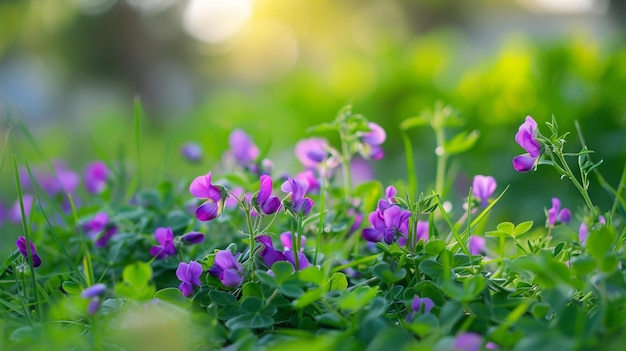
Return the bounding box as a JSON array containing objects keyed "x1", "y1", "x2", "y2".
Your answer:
[
  {"x1": 226, "y1": 313, "x2": 274, "y2": 330},
  {"x1": 419, "y1": 259, "x2": 443, "y2": 279},
  {"x1": 210, "y1": 290, "x2": 238, "y2": 306},
  {"x1": 496, "y1": 222, "x2": 515, "y2": 235},
  {"x1": 271, "y1": 261, "x2": 296, "y2": 285},
  {"x1": 372, "y1": 262, "x2": 407, "y2": 284},
  {"x1": 122, "y1": 262, "x2": 152, "y2": 288},
  {"x1": 400, "y1": 116, "x2": 429, "y2": 131},
  {"x1": 444, "y1": 130, "x2": 479, "y2": 155},
  {"x1": 255, "y1": 270, "x2": 278, "y2": 288},
  {"x1": 242, "y1": 281, "x2": 263, "y2": 298},
  {"x1": 61, "y1": 281, "x2": 82, "y2": 295},
  {"x1": 424, "y1": 240, "x2": 446, "y2": 256},
  {"x1": 513, "y1": 221, "x2": 533, "y2": 236},
  {"x1": 338, "y1": 286, "x2": 379, "y2": 311},
  {"x1": 298, "y1": 267, "x2": 325, "y2": 286},
  {"x1": 570, "y1": 256, "x2": 596, "y2": 276},
  {"x1": 153, "y1": 288, "x2": 187, "y2": 305},
  {"x1": 240, "y1": 297, "x2": 263, "y2": 313},
  {"x1": 328, "y1": 272, "x2": 348, "y2": 291},
  {"x1": 293, "y1": 288, "x2": 324, "y2": 309},
  {"x1": 586, "y1": 226, "x2": 616, "y2": 259},
  {"x1": 279, "y1": 283, "x2": 304, "y2": 298}
]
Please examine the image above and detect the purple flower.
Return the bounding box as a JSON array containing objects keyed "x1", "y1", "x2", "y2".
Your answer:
[
  {"x1": 295, "y1": 138, "x2": 330, "y2": 169},
  {"x1": 406, "y1": 295, "x2": 434, "y2": 322},
  {"x1": 229, "y1": 129, "x2": 259, "y2": 167},
  {"x1": 362, "y1": 205, "x2": 411, "y2": 244},
  {"x1": 87, "y1": 297, "x2": 102, "y2": 315},
  {"x1": 547, "y1": 198, "x2": 571, "y2": 226},
  {"x1": 256, "y1": 235, "x2": 287, "y2": 267},
  {"x1": 281, "y1": 177, "x2": 314, "y2": 216},
  {"x1": 472, "y1": 175, "x2": 496, "y2": 207},
  {"x1": 8, "y1": 195, "x2": 35, "y2": 224},
  {"x1": 16, "y1": 235, "x2": 41, "y2": 267},
  {"x1": 189, "y1": 172, "x2": 224, "y2": 221},
  {"x1": 209, "y1": 250, "x2": 244, "y2": 288},
  {"x1": 256, "y1": 175, "x2": 282, "y2": 215},
  {"x1": 81, "y1": 283, "x2": 107, "y2": 298},
  {"x1": 149, "y1": 227, "x2": 177, "y2": 259},
  {"x1": 181, "y1": 231, "x2": 205, "y2": 245},
  {"x1": 34, "y1": 161, "x2": 80, "y2": 196},
  {"x1": 84, "y1": 161, "x2": 109, "y2": 194},
  {"x1": 284, "y1": 250, "x2": 310, "y2": 270},
  {"x1": 350, "y1": 157, "x2": 375, "y2": 184},
  {"x1": 256, "y1": 234, "x2": 310, "y2": 270},
  {"x1": 359, "y1": 122, "x2": 386, "y2": 160},
  {"x1": 453, "y1": 332, "x2": 484, "y2": 351},
  {"x1": 469, "y1": 235, "x2": 486, "y2": 255},
  {"x1": 294, "y1": 170, "x2": 320, "y2": 194},
  {"x1": 180, "y1": 142, "x2": 203, "y2": 163},
  {"x1": 513, "y1": 116, "x2": 542, "y2": 172},
  {"x1": 85, "y1": 212, "x2": 117, "y2": 248},
  {"x1": 176, "y1": 261, "x2": 203, "y2": 297}
]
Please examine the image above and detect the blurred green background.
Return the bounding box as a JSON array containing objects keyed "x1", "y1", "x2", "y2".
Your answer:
[{"x1": 1, "y1": 0, "x2": 625, "y2": 229}]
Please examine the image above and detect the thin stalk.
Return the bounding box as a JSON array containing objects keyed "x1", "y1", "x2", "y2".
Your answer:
[
  {"x1": 314, "y1": 163, "x2": 327, "y2": 265},
  {"x1": 434, "y1": 125, "x2": 447, "y2": 197},
  {"x1": 401, "y1": 132, "x2": 418, "y2": 199},
  {"x1": 12, "y1": 156, "x2": 41, "y2": 322},
  {"x1": 554, "y1": 150, "x2": 596, "y2": 216},
  {"x1": 339, "y1": 123, "x2": 353, "y2": 202}
]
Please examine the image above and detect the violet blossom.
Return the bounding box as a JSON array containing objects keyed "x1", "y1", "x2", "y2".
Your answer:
[
  {"x1": 229, "y1": 129, "x2": 259, "y2": 168},
  {"x1": 149, "y1": 227, "x2": 177, "y2": 259},
  {"x1": 472, "y1": 175, "x2": 496, "y2": 207},
  {"x1": 180, "y1": 142, "x2": 203, "y2": 163},
  {"x1": 255, "y1": 175, "x2": 282, "y2": 215},
  {"x1": 81, "y1": 283, "x2": 107, "y2": 315},
  {"x1": 547, "y1": 198, "x2": 571, "y2": 226},
  {"x1": 295, "y1": 137, "x2": 330, "y2": 169},
  {"x1": 189, "y1": 172, "x2": 225, "y2": 221},
  {"x1": 16, "y1": 235, "x2": 41, "y2": 267},
  {"x1": 406, "y1": 295, "x2": 434, "y2": 322},
  {"x1": 208, "y1": 250, "x2": 244, "y2": 288},
  {"x1": 176, "y1": 260, "x2": 203, "y2": 297},
  {"x1": 469, "y1": 236, "x2": 486, "y2": 255},
  {"x1": 85, "y1": 212, "x2": 117, "y2": 248},
  {"x1": 8, "y1": 195, "x2": 34, "y2": 224},
  {"x1": 359, "y1": 122, "x2": 386, "y2": 160},
  {"x1": 181, "y1": 231, "x2": 205, "y2": 245},
  {"x1": 362, "y1": 205, "x2": 411, "y2": 244},
  {"x1": 256, "y1": 234, "x2": 310, "y2": 270},
  {"x1": 84, "y1": 161, "x2": 109, "y2": 194},
  {"x1": 281, "y1": 177, "x2": 314, "y2": 216},
  {"x1": 513, "y1": 116, "x2": 541, "y2": 172}
]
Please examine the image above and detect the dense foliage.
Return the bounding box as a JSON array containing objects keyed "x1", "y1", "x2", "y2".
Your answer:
[{"x1": 1, "y1": 102, "x2": 624, "y2": 351}]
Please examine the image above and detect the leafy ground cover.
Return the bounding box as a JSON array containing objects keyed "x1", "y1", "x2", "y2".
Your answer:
[{"x1": 1, "y1": 103, "x2": 625, "y2": 351}]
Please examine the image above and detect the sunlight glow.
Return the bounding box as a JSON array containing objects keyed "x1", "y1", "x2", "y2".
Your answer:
[{"x1": 182, "y1": 0, "x2": 253, "y2": 43}]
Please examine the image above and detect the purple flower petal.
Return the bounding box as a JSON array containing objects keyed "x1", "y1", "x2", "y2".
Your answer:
[
  {"x1": 87, "y1": 297, "x2": 101, "y2": 315},
  {"x1": 258, "y1": 175, "x2": 273, "y2": 204},
  {"x1": 176, "y1": 261, "x2": 203, "y2": 296},
  {"x1": 81, "y1": 283, "x2": 107, "y2": 298},
  {"x1": 181, "y1": 142, "x2": 203, "y2": 163},
  {"x1": 362, "y1": 228, "x2": 383, "y2": 242},
  {"x1": 295, "y1": 138, "x2": 329, "y2": 168},
  {"x1": 284, "y1": 251, "x2": 310, "y2": 270},
  {"x1": 472, "y1": 175, "x2": 497, "y2": 207},
  {"x1": 154, "y1": 227, "x2": 174, "y2": 246},
  {"x1": 221, "y1": 268, "x2": 244, "y2": 287},
  {"x1": 469, "y1": 236, "x2": 486, "y2": 255},
  {"x1": 579, "y1": 222, "x2": 589, "y2": 245},
  {"x1": 16, "y1": 235, "x2": 41, "y2": 267},
  {"x1": 181, "y1": 232, "x2": 205, "y2": 245},
  {"x1": 189, "y1": 172, "x2": 222, "y2": 200},
  {"x1": 84, "y1": 161, "x2": 109, "y2": 194},
  {"x1": 195, "y1": 201, "x2": 219, "y2": 221},
  {"x1": 512, "y1": 153, "x2": 538, "y2": 172},
  {"x1": 361, "y1": 122, "x2": 386, "y2": 145},
  {"x1": 454, "y1": 332, "x2": 483, "y2": 351},
  {"x1": 229, "y1": 129, "x2": 259, "y2": 166}
]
